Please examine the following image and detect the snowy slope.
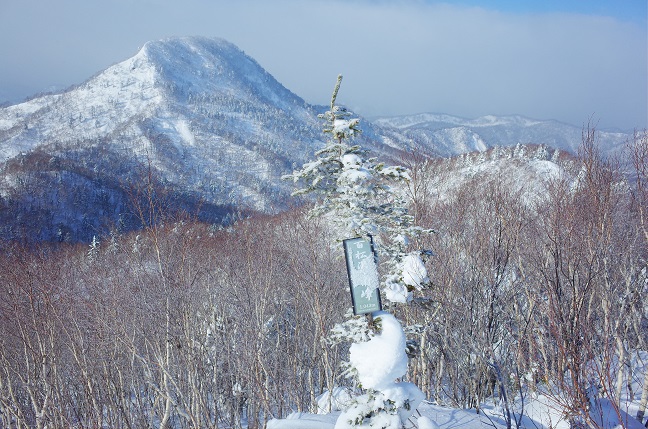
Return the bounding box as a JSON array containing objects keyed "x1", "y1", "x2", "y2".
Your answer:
[{"x1": 423, "y1": 144, "x2": 566, "y2": 207}]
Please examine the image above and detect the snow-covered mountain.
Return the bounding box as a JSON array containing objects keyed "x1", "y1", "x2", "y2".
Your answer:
[
  {"x1": 1, "y1": 37, "x2": 323, "y2": 207},
  {"x1": 0, "y1": 37, "x2": 413, "y2": 241},
  {"x1": 374, "y1": 113, "x2": 630, "y2": 157},
  {"x1": 0, "y1": 36, "x2": 632, "y2": 242}
]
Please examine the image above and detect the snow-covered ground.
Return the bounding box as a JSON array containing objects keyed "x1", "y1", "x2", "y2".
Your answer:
[
  {"x1": 267, "y1": 403, "x2": 508, "y2": 429},
  {"x1": 269, "y1": 390, "x2": 647, "y2": 429},
  {"x1": 269, "y1": 349, "x2": 648, "y2": 429}
]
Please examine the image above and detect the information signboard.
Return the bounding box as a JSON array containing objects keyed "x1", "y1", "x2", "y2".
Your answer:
[{"x1": 343, "y1": 236, "x2": 382, "y2": 315}]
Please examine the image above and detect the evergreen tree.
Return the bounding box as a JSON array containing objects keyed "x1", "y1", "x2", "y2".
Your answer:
[
  {"x1": 285, "y1": 75, "x2": 431, "y2": 304},
  {"x1": 285, "y1": 75, "x2": 431, "y2": 428}
]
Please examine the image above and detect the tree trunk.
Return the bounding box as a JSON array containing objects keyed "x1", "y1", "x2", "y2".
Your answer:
[{"x1": 636, "y1": 368, "x2": 648, "y2": 425}]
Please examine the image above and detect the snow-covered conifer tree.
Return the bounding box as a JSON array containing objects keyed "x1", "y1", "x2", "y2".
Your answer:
[
  {"x1": 285, "y1": 75, "x2": 431, "y2": 304},
  {"x1": 285, "y1": 75, "x2": 430, "y2": 428}
]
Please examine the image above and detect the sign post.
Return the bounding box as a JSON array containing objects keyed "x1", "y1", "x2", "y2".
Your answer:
[{"x1": 343, "y1": 236, "x2": 382, "y2": 315}]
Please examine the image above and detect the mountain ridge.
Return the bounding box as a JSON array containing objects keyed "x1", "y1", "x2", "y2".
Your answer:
[
  {"x1": 373, "y1": 112, "x2": 630, "y2": 156},
  {"x1": 0, "y1": 36, "x2": 633, "y2": 242}
]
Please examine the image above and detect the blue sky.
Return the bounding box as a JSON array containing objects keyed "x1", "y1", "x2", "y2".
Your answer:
[
  {"x1": 447, "y1": 0, "x2": 647, "y2": 24},
  {"x1": 0, "y1": 0, "x2": 646, "y2": 130}
]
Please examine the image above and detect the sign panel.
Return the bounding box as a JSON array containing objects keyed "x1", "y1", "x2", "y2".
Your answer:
[{"x1": 343, "y1": 236, "x2": 382, "y2": 315}]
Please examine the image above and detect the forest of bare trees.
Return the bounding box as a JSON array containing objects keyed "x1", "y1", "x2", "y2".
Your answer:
[{"x1": 0, "y1": 130, "x2": 647, "y2": 429}]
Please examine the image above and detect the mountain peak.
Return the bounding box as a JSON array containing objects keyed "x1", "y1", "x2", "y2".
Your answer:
[
  {"x1": 135, "y1": 36, "x2": 245, "y2": 86},
  {"x1": 125, "y1": 36, "x2": 304, "y2": 110},
  {"x1": 140, "y1": 35, "x2": 237, "y2": 56}
]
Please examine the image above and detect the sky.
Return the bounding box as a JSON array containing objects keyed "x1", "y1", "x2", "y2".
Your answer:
[{"x1": 0, "y1": 0, "x2": 646, "y2": 131}]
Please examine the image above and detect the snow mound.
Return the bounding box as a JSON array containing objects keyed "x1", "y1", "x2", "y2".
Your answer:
[
  {"x1": 268, "y1": 412, "x2": 338, "y2": 429},
  {"x1": 349, "y1": 312, "x2": 408, "y2": 390}
]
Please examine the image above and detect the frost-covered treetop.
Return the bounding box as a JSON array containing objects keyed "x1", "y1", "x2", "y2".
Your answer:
[{"x1": 320, "y1": 75, "x2": 361, "y2": 142}]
